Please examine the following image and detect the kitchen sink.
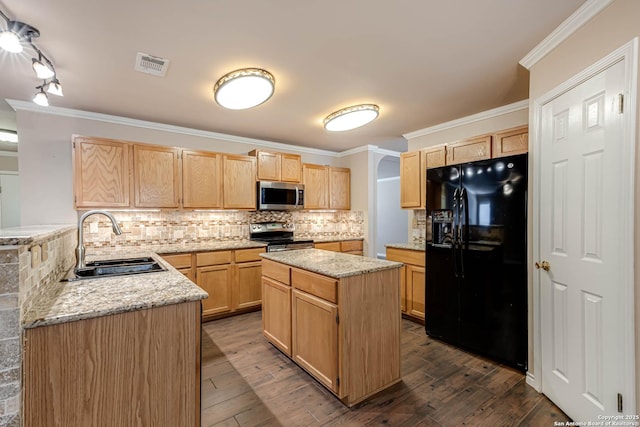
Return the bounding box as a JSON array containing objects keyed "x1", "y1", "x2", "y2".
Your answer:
[{"x1": 62, "y1": 257, "x2": 166, "y2": 281}]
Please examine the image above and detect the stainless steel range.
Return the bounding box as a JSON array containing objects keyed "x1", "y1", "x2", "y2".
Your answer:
[{"x1": 249, "y1": 222, "x2": 314, "y2": 252}]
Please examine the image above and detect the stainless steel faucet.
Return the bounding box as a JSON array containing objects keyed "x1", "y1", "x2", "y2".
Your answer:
[{"x1": 75, "y1": 210, "x2": 123, "y2": 271}]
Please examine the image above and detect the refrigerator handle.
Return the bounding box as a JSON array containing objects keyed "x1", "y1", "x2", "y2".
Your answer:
[
  {"x1": 452, "y1": 188, "x2": 460, "y2": 278},
  {"x1": 459, "y1": 187, "x2": 469, "y2": 278}
]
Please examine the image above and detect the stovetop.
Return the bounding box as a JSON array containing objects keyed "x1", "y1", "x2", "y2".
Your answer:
[{"x1": 249, "y1": 222, "x2": 312, "y2": 245}]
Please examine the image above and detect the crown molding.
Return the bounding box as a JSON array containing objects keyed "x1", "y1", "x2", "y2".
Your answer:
[
  {"x1": 519, "y1": 0, "x2": 614, "y2": 70},
  {"x1": 403, "y1": 99, "x2": 528, "y2": 140},
  {"x1": 336, "y1": 144, "x2": 402, "y2": 158},
  {"x1": 6, "y1": 99, "x2": 343, "y2": 158}
]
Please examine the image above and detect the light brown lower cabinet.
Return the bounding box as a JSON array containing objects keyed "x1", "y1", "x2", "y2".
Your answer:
[
  {"x1": 261, "y1": 258, "x2": 401, "y2": 407},
  {"x1": 197, "y1": 264, "x2": 233, "y2": 316},
  {"x1": 386, "y1": 247, "x2": 426, "y2": 322},
  {"x1": 23, "y1": 301, "x2": 201, "y2": 427},
  {"x1": 314, "y1": 239, "x2": 363, "y2": 256},
  {"x1": 161, "y1": 247, "x2": 264, "y2": 321},
  {"x1": 262, "y1": 275, "x2": 292, "y2": 356},
  {"x1": 292, "y1": 288, "x2": 340, "y2": 395}
]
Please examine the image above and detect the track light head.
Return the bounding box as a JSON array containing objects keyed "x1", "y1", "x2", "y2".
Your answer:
[
  {"x1": 46, "y1": 78, "x2": 63, "y2": 96},
  {"x1": 32, "y1": 56, "x2": 55, "y2": 79},
  {"x1": 33, "y1": 87, "x2": 49, "y2": 107}
]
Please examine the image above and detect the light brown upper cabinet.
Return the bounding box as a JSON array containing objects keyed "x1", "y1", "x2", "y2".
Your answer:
[
  {"x1": 133, "y1": 144, "x2": 180, "y2": 208},
  {"x1": 302, "y1": 164, "x2": 350, "y2": 210},
  {"x1": 182, "y1": 150, "x2": 223, "y2": 209},
  {"x1": 492, "y1": 125, "x2": 528, "y2": 159},
  {"x1": 329, "y1": 167, "x2": 350, "y2": 210},
  {"x1": 400, "y1": 146, "x2": 447, "y2": 210},
  {"x1": 249, "y1": 149, "x2": 302, "y2": 183},
  {"x1": 222, "y1": 154, "x2": 257, "y2": 209},
  {"x1": 445, "y1": 135, "x2": 492, "y2": 165},
  {"x1": 423, "y1": 145, "x2": 447, "y2": 169},
  {"x1": 400, "y1": 151, "x2": 423, "y2": 209},
  {"x1": 73, "y1": 136, "x2": 131, "y2": 209},
  {"x1": 302, "y1": 163, "x2": 330, "y2": 209}
]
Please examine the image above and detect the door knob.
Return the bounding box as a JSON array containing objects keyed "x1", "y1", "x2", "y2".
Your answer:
[{"x1": 535, "y1": 260, "x2": 550, "y2": 271}]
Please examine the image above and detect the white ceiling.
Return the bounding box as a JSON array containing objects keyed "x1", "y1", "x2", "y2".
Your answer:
[{"x1": 0, "y1": 0, "x2": 586, "y2": 152}]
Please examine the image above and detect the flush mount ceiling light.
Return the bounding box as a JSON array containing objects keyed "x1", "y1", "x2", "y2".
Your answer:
[
  {"x1": 0, "y1": 18, "x2": 39, "y2": 53},
  {"x1": 0, "y1": 9, "x2": 64, "y2": 106},
  {"x1": 0, "y1": 130, "x2": 18, "y2": 143},
  {"x1": 323, "y1": 104, "x2": 380, "y2": 132},
  {"x1": 213, "y1": 68, "x2": 275, "y2": 110}
]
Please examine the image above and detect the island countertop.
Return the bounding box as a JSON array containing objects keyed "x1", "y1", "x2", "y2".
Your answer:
[
  {"x1": 22, "y1": 252, "x2": 208, "y2": 329},
  {"x1": 260, "y1": 248, "x2": 402, "y2": 279}
]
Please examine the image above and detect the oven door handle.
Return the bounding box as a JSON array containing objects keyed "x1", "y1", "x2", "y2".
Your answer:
[{"x1": 295, "y1": 186, "x2": 300, "y2": 207}]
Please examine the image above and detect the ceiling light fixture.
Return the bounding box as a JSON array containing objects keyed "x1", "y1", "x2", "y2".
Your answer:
[
  {"x1": 323, "y1": 104, "x2": 380, "y2": 131},
  {"x1": 32, "y1": 54, "x2": 54, "y2": 79},
  {"x1": 0, "y1": 8, "x2": 63, "y2": 106},
  {"x1": 33, "y1": 86, "x2": 49, "y2": 107},
  {"x1": 0, "y1": 18, "x2": 39, "y2": 53},
  {"x1": 0, "y1": 130, "x2": 18, "y2": 143},
  {"x1": 213, "y1": 68, "x2": 275, "y2": 110},
  {"x1": 46, "y1": 78, "x2": 63, "y2": 96}
]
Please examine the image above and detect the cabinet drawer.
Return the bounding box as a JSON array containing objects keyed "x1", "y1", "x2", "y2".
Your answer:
[
  {"x1": 235, "y1": 247, "x2": 266, "y2": 263},
  {"x1": 262, "y1": 259, "x2": 291, "y2": 285},
  {"x1": 386, "y1": 247, "x2": 425, "y2": 267},
  {"x1": 291, "y1": 268, "x2": 338, "y2": 304},
  {"x1": 161, "y1": 253, "x2": 192, "y2": 269},
  {"x1": 340, "y1": 240, "x2": 363, "y2": 252},
  {"x1": 196, "y1": 250, "x2": 232, "y2": 267},
  {"x1": 314, "y1": 242, "x2": 341, "y2": 252}
]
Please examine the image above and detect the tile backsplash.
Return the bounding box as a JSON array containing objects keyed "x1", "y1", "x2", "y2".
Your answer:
[
  {"x1": 82, "y1": 210, "x2": 365, "y2": 248},
  {"x1": 411, "y1": 209, "x2": 431, "y2": 243}
]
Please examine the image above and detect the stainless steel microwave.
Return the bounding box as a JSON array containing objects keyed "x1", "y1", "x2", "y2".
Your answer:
[{"x1": 257, "y1": 181, "x2": 304, "y2": 210}]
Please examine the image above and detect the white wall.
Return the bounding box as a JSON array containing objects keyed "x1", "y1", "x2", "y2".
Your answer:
[
  {"x1": 376, "y1": 177, "x2": 407, "y2": 258},
  {"x1": 15, "y1": 108, "x2": 338, "y2": 225},
  {"x1": 0, "y1": 173, "x2": 20, "y2": 227}
]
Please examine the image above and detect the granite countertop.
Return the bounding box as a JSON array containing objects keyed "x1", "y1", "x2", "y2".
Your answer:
[
  {"x1": 261, "y1": 248, "x2": 401, "y2": 279},
  {"x1": 0, "y1": 224, "x2": 76, "y2": 246},
  {"x1": 22, "y1": 252, "x2": 208, "y2": 329},
  {"x1": 385, "y1": 242, "x2": 426, "y2": 251},
  {"x1": 312, "y1": 236, "x2": 364, "y2": 243}
]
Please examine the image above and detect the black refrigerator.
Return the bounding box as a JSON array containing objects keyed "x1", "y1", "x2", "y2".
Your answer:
[{"x1": 425, "y1": 153, "x2": 527, "y2": 371}]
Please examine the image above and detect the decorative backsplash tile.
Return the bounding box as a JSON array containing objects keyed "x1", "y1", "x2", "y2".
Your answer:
[
  {"x1": 411, "y1": 209, "x2": 431, "y2": 243},
  {"x1": 82, "y1": 210, "x2": 365, "y2": 248}
]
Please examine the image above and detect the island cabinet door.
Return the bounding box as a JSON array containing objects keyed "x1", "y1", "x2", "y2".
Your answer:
[
  {"x1": 262, "y1": 277, "x2": 292, "y2": 356},
  {"x1": 291, "y1": 289, "x2": 341, "y2": 396}
]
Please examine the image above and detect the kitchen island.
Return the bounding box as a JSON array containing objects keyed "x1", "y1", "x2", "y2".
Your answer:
[{"x1": 260, "y1": 248, "x2": 402, "y2": 407}]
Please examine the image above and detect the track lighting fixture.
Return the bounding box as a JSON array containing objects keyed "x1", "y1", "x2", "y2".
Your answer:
[
  {"x1": 32, "y1": 54, "x2": 54, "y2": 79},
  {"x1": 46, "y1": 78, "x2": 63, "y2": 96},
  {"x1": 0, "y1": 8, "x2": 63, "y2": 106},
  {"x1": 33, "y1": 86, "x2": 49, "y2": 107}
]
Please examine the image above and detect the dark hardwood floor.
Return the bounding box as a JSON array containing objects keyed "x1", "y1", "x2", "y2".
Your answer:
[{"x1": 201, "y1": 311, "x2": 569, "y2": 426}]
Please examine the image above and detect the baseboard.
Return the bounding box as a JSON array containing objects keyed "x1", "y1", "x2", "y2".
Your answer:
[{"x1": 526, "y1": 371, "x2": 541, "y2": 392}]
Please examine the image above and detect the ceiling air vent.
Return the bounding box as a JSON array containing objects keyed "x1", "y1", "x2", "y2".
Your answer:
[{"x1": 134, "y1": 52, "x2": 170, "y2": 77}]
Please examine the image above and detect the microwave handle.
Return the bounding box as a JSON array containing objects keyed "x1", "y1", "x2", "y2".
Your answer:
[{"x1": 295, "y1": 186, "x2": 300, "y2": 206}]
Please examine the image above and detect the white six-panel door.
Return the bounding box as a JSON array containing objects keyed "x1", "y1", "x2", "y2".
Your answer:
[{"x1": 538, "y1": 50, "x2": 635, "y2": 420}]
